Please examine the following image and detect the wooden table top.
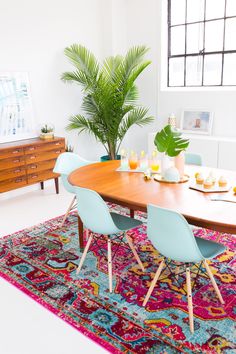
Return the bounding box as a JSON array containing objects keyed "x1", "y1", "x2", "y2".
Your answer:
[{"x1": 69, "y1": 160, "x2": 236, "y2": 234}]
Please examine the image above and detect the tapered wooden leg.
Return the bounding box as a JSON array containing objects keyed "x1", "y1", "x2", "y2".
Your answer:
[
  {"x1": 130, "y1": 209, "x2": 134, "y2": 218},
  {"x1": 143, "y1": 259, "x2": 165, "y2": 307},
  {"x1": 40, "y1": 181, "x2": 44, "y2": 190},
  {"x1": 76, "y1": 234, "x2": 93, "y2": 274},
  {"x1": 60, "y1": 196, "x2": 76, "y2": 227},
  {"x1": 204, "y1": 260, "x2": 224, "y2": 304},
  {"x1": 186, "y1": 267, "x2": 194, "y2": 334},
  {"x1": 54, "y1": 177, "x2": 59, "y2": 194},
  {"x1": 78, "y1": 215, "x2": 84, "y2": 250},
  {"x1": 126, "y1": 234, "x2": 145, "y2": 272},
  {"x1": 107, "y1": 236, "x2": 113, "y2": 293}
]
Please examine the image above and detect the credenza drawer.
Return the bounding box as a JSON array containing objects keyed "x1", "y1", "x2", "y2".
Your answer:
[
  {"x1": 0, "y1": 147, "x2": 24, "y2": 160},
  {"x1": 0, "y1": 166, "x2": 26, "y2": 182},
  {"x1": 0, "y1": 156, "x2": 26, "y2": 170},
  {"x1": 0, "y1": 176, "x2": 27, "y2": 193},
  {"x1": 27, "y1": 170, "x2": 57, "y2": 185},
  {"x1": 27, "y1": 160, "x2": 57, "y2": 174},
  {"x1": 24, "y1": 140, "x2": 65, "y2": 154},
  {"x1": 25, "y1": 150, "x2": 63, "y2": 164}
]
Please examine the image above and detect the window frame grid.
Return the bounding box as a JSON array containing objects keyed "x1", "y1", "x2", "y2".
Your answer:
[{"x1": 167, "y1": 0, "x2": 236, "y2": 87}]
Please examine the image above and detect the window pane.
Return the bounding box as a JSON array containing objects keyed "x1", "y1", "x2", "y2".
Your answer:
[
  {"x1": 170, "y1": 0, "x2": 186, "y2": 25},
  {"x1": 205, "y1": 20, "x2": 224, "y2": 52},
  {"x1": 171, "y1": 25, "x2": 185, "y2": 55},
  {"x1": 206, "y1": 0, "x2": 225, "y2": 20},
  {"x1": 223, "y1": 54, "x2": 236, "y2": 85},
  {"x1": 225, "y1": 18, "x2": 236, "y2": 51},
  {"x1": 169, "y1": 58, "x2": 185, "y2": 86},
  {"x1": 203, "y1": 54, "x2": 222, "y2": 85},
  {"x1": 187, "y1": 0, "x2": 204, "y2": 23},
  {"x1": 186, "y1": 56, "x2": 203, "y2": 86},
  {"x1": 186, "y1": 23, "x2": 204, "y2": 54},
  {"x1": 226, "y1": 0, "x2": 236, "y2": 16}
]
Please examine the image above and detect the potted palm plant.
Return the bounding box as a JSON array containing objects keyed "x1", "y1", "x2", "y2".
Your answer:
[{"x1": 61, "y1": 44, "x2": 154, "y2": 160}]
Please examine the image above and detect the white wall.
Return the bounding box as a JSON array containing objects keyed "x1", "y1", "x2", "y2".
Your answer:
[
  {"x1": 121, "y1": 0, "x2": 236, "y2": 140},
  {"x1": 0, "y1": 0, "x2": 111, "y2": 160},
  {"x1": 1, "y1": 0, "x2": 234, "y2": 160}
]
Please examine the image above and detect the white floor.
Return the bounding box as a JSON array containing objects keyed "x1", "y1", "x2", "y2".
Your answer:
[{"x1": 0, "y1": 183, "x2": 107, "y2": 354}]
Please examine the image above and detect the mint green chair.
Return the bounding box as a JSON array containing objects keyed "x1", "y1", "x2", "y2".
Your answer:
[
  {"x1": 143, "y1": 205, "x2": 225, "y2": 333},
  {"x1": 53, "y1": 152, "x2": 95, "y2": 226},
  {"x1": 75, "y1": 187, "x2": 145, "y2": 293},
  {"x1": 185, "y1": 153, "x2": 202, "y2": 166}
]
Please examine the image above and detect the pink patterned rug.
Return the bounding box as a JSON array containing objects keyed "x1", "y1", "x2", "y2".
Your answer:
[{"x1": 0, "y1": 207, "x2": 235, "y2": 353}]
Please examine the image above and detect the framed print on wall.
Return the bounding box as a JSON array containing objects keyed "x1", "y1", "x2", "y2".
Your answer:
[
  {"x1": 180, "y1": 110, "x2": 213, "y2": 135},
  {"x1": 0, "y1": 72, "x2": 37, "y2": 143}
]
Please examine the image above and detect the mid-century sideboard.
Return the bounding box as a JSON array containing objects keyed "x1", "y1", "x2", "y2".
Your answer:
[{"x1": 0, "y1": 137, "x2": 65, "y2": 193}]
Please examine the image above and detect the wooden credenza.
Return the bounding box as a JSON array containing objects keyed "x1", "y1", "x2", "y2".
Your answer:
[{"x1": 0, "y1": 137, "x2": 65, "y2": 193}]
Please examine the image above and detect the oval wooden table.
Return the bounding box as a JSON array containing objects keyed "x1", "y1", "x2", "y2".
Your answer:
[{"x1": 69, "y1": 160, "x2": 236, "y2": 248}]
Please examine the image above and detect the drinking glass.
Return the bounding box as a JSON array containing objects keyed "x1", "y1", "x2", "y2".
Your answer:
[{"x1": 129, "y1": 151, "x2": 138, "y2": 170}]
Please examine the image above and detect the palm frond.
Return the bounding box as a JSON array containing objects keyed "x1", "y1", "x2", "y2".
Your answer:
[
  {"x1": 118, "y1": 107, "x2": 154, "y2": 140},
  {"x1": 64, "y1": 44, "x2": 99, "y2": 78}
]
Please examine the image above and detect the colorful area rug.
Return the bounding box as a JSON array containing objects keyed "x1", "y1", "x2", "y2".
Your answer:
[{"x1": 0, "y1": 206, "x2": 235, "y2": 353}]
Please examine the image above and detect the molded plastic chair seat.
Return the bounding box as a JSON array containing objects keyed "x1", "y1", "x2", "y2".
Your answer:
[
  {"x1": 75, "y1": 187, "x2": 145, "y2": 293},
  {"x1": 110, "y1": 212, "x2": 142, "y2": 231},
  {"x1": 142, "y1": 204, "x2": 226, "y2": 334},
  {"x1": 195, "y1": 237, "x2": 226, "y2": 259}
]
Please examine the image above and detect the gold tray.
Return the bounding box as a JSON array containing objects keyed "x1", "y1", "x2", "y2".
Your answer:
[{"x1": 154, "y1": 174, "x2": 189, "y2": 184}]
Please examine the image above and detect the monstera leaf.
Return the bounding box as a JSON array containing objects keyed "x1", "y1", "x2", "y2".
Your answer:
[{"x1": 154, "y1": 125, "x2": 189, "y2": 157}]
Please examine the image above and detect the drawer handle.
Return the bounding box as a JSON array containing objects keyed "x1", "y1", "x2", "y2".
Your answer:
[
  {"x1": 30, "y1": 165, "x2": 37, "y2": 169},
  {"x1": 30, "y1": 156, "x2": 36, "y2": 159},
  {"x1": 15, "y1": 178, "x2": 22, "y2": 183},
  {"x1": 12, "y1": 150, "x2": 20, "y2": 154},
  {"x1": 28, "y1": 147, "x2": 35, "y2": 151},
  {"x1": 55, "y1": 143, "x2": 60, "y2": 145},
  {"x1": 55, "y1": 150, "x2": 60, "y2": 154},
  {"x1": 14, "y1": 169, "x2": 21, "y2": 173},
  {"x1": 13, "y1": 159, "x2": 20, "y2": 163},
  {"x1": 31, "y1": 175, "x2": 38, "y2": 179}
]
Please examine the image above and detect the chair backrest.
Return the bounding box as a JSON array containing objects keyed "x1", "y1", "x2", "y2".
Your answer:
[
  {"x1": 75, "y1": 187, "x2": 120, "y2": 235},
  {"x1": 53, "y1": 152, "x2": 92, "y2": 175},
  {"x1": 147, "y1": 204, "x2": 204, "y2": 262},
  {"x1": 53, "y1": 152, "x2": 96, "y2": 193},
  {"x1": 185, "y1": 153, "x2": 202, "y2": 166}
]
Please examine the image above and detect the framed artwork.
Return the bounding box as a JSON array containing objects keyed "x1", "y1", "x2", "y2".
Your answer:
[
  {"x1": 0, "y1": 72, "x2": 37, "y2": 143},
  {"x1": 180, "y1": 110, "x2": 213, "y2": 135}
]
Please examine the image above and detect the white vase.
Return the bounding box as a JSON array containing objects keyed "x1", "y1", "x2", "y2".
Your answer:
[{"x1": 161, "y1": 155, "x2": 173, "y2": 177}]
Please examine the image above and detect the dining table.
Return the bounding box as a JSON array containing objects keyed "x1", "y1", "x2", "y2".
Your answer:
[{"x1": 68, "y1": 160, "x2": 236, "y2": 249}]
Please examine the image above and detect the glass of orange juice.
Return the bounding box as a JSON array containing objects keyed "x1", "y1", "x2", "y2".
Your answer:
[
  {"x1": 150, "y1": 150, "x2": 160, "y2": 172},
  {"x1": 129, "y1": 151, "x2": 138, "y2": 170}
]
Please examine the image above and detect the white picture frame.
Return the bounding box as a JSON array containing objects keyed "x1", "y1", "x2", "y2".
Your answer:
[
  {"x1": 180, "y1": 110, "x2": 213, "y2": 135},
  {"x1": 0, "y1": 71, "x2": 37, "y2": 143}
]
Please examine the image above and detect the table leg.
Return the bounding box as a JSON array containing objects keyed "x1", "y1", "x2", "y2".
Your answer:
[
  {"x1": 54, "y1": 177, "x2": 59, "y2": 194},
  {"x1": 130, "y1": 209, "x2": 135, "y2": 218},
  {"x1": 78, "y1": 215, "x2": 84, "y2": 249},
  {"x1": 40, "y1": 181, "x2": 44, "y2": 190}
]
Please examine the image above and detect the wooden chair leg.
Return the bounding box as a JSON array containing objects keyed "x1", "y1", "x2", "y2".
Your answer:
[
  {"x1": 76, "y1": 234, "x2": 93, "y2": 274},
  {"x1": 107, "y1": 236, "x2": 113, "y2": 293},
  {"x1": 130, "y1": 209, "x2": 134, "y2": 218},
  {"x1": 204, "y1": 260, "x2": 225, "y2": 304},
  {"x1": 60, "y1": 196, "x2": 76, "y2": 227},
  {"x1": 126, "y1": 234, "x2": 145, "y2": 272},
  {"x1": 143, "y1": 259, "x2": 165, "y2": 307},
  {"x1": 186, "y1": 267, "x2": 194, "y2": 334}
]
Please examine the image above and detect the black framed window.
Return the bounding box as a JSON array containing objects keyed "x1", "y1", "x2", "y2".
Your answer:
[{"x1": 167, "y1": 0, "x2": 236, "y2": 87}]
